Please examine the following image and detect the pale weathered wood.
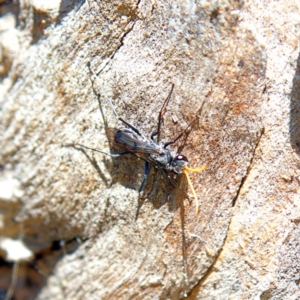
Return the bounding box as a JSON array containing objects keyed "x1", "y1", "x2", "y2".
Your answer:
[{"x1": 0, "y1": 0, "x2": 299, "y2": 299}]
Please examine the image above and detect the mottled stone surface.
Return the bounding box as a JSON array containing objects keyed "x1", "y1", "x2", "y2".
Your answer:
[{"x1": 0, "y1": 0, "x2": 299, "y2": 299}]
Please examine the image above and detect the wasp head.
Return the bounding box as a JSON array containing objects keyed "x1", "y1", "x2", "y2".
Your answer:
[{"x1": 170, "y1": 154, "x2": 189, "y2": 174}]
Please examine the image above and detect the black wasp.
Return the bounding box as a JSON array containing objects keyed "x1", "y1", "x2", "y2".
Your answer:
[{"x1": 70, "y1": 79, "x2": 206, "y2": 214}]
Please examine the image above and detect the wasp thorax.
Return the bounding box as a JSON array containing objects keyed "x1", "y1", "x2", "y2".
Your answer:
[{"x1": 151, "y1": 151, "x2": 171, "y2": 165}]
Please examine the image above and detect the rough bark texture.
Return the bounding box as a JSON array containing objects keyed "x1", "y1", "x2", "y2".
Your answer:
[{"x1": 0, "y1": 0, "x2": 299, "y2": 299}]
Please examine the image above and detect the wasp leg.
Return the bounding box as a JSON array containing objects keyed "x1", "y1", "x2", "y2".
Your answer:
[
  {"x1": 89, "y1": 65, "x2": 143, "y2": 136},
  {"x1": 119, "y1": 117, "x2": 143, "y2": 136},
  {"x1": 104, "y1": 95, "x2": 143, "y2": 136},
  {"x1": 151, "y1": 83, "x2": 174, "y2": 142},
  {"x1": 161, "y1": 168, "x2": 178, "y2": 187},
  {"x1": 163, "y1": 102, "x2": 205, "y2": 149},
  {"x1": 163, "y1": 118, "x2": 196, "y2": 149},
  {"x1": 65, "y1": 143, "x2": 130, "y2": 157},
  {"x1": 139, "y1": 161, "x2": 150, "y2": 193},
  {"x1": 135, "y1": 161, "x2": 150, "y2": 221}
]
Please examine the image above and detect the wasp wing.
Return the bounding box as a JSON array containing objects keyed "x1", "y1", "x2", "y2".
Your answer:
[{"x1": 105, "y1": 127, "x2": 163, "y2": 157}]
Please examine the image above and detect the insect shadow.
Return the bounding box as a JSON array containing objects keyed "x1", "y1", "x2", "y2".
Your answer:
[
  {"x1": 66, "y1": 70, "x2": 206, "y2": 219},
  {"x1": 290, "y1": 50, "x2": 300, "y2": 155}
]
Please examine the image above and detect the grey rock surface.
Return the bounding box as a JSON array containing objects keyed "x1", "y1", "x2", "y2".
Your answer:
[{"x1": 0, "y1": 0, "x2": 299, "y2": 299}]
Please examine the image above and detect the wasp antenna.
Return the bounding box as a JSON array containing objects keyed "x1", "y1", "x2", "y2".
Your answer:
[
  {"x1": 184, "y1": 165, "x2": 207, "y2": 172},
  {"x1": 65, "y1": 143, "x2": 124, "y2": 158},
  {"x1": 183, "y1": 170, "x2": 199, "y2": 214},
  {"x1": 183, "y1": 164, "x2": 207, "y2": 214}
]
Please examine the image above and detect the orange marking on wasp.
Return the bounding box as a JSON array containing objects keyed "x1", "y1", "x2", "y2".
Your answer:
[{"x1": 183, "y1": 165, "x2": 207, "y2": 214}]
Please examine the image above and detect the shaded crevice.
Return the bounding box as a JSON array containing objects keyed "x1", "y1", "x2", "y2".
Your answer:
[
  {"x1": 0, "y1": 0, "x2": 20, "y2": 81},
  {"x1": 2, "y1": 237, "x2": 83, "y2": 300},
  {"x1": 31, "y1": 0, "x2": 85, "y2": 44},
  {"x1": 290, "y1": 50, "x2": 300, "y2": 155},
  {"x1": 185, "y1": 128, "x2": 265, "y2": 299},
  {"x1": 231, "y1": 127, "x2": 265, "y2": 207},
  {"x1": 95, "y1": 0, "x2": 142, "y2": 76},
  {"x1": 95, "y1": 23, "x2": 136, "y2": 75},
  {"x1": 185, "y1": 241, "x2": 224, "y2": 299}
]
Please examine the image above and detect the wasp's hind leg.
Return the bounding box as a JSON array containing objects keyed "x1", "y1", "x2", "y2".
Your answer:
[
  {"x1": 103, "y1": 94, "x2": 143, "y2": 136},
  {"x1": 163, "y1": 101, "x2": 205, "y2": 149},
  {"x1": 135, "y1": 161, "x2": 150, "y2": 220},
  {"x1": 151, "y1": 83, "x2": 174, "y2": 142},
  {"x1": 65, "y1": 143, "x2": 130, "y2": 157},
  {"x1": 139, "y1": 161, "x2": 150, "y2": 193},
  {"x1": 88, "y1": 65, "x2": 143, "y2": 136}
]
